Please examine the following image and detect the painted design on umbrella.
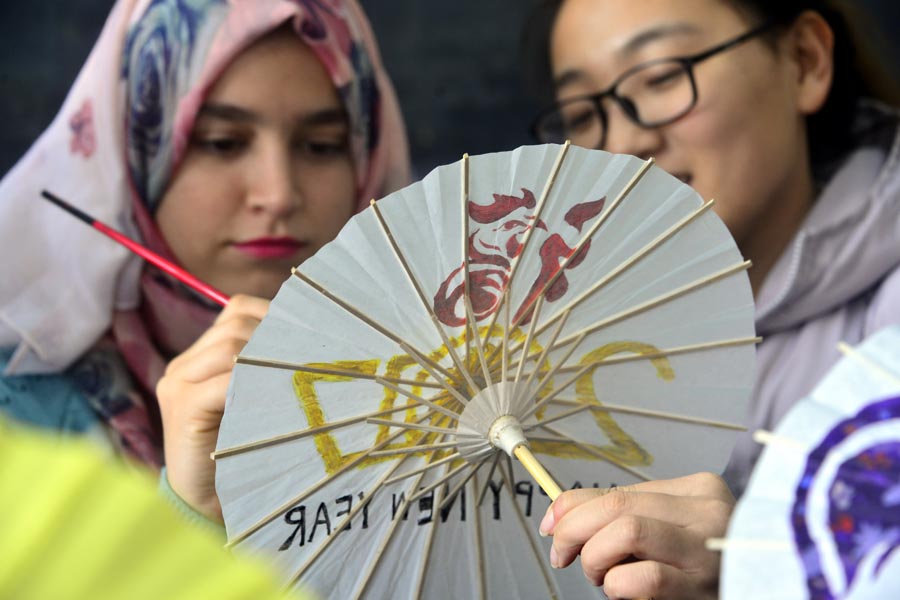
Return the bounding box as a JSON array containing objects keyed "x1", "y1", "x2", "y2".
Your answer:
[
  {"x1": 793, "y1": 394, "x2": 900, "y2": 600},
  {"x1": 290, "y1": 332, "x2": 672, "y2": 476},
  {"x1": 434, "y1": 189, "x2": 606, "y2": 326}
]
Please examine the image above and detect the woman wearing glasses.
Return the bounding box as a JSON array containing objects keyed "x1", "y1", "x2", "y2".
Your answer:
[{"x1": 526, "y1": 0, "x2": 900, "y2": 597}]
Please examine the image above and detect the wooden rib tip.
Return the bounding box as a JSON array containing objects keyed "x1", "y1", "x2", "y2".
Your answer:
[
  {"x1": 752, "y1": 429, "x2": 774, "y2": 445},
  {"x1": 369, "y1": 198, "x2": 377, "y2": 206},
  {"x1": 705, "y1": 537, "x2": 727, "y2": 551}
]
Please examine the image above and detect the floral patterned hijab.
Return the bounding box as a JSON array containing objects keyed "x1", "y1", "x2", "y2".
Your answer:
[{"x1": 0, "y1": 0, "x2": 410, "y2": 465}]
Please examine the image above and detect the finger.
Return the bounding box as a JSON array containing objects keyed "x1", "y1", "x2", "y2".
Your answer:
[
  {"x1": 215, "y1": 294, "x2": 270, "y2": 324},
  {"x1": 540, "y1": 487, "x2": 617, "y2": 535},
  {"x1": 173, "y1": 313, "x2": 261, "y2": 363},
  {"x1": 159, "y1": 371, "x2": 233, "y2": 421},
  {"x1": 165, "y1": 339, "x2": 247, "y2": 384},
  {"x1": 567, "y1": 515, "x2": 710, "y2": 576},
  {"x1": 171, "y1": 294, "x2": 268, "y2": 363},
  {"x1": 602, "y1": 560, "x2": 712, "y2": 600},
  {"x1": 544, "y1": 473, "x2": 733, "y2": 535},
  {"x1": 550, "y1": 489, "x2": 729, "y2": 550}
]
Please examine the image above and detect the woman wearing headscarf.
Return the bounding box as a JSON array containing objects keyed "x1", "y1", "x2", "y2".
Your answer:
[{"x1": 0, "y1": 0, "x2": 409, "y2": 522}]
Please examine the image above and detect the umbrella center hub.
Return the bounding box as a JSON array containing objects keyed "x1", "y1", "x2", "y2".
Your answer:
[
  {"x1": 455, "y1": 381, "x2": 536, "y2": 462},
  {"x1": 487, "y1": 414, "x2": 528, "y2": 455}
]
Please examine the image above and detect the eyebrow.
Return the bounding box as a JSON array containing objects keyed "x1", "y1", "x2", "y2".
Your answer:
[
  {"x1": 619, "y1": 22, "x2": 701, "y2": 56},
  {"x1": 197, "y1": 103, "x2": 348, "y2": 126},
  {"x1": 553, "y1": 22, "x2": 701, "y2": 90}
]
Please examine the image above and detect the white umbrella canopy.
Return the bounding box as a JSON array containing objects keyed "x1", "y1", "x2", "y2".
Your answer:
[
  {"x1": 215, "y1": 144, "x2": 757, "y2": 598},
  {"x1": 721, "y1": 326, "x2": 900, "y2": 600}
]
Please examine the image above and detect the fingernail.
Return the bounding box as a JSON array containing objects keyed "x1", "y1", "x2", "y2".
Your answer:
[
  {"x1": 539, "y1": 503, "x2": 555, "y2": 536},
  {"x1": 550, "y1": 545, "x2": 559, "y2": 568}
]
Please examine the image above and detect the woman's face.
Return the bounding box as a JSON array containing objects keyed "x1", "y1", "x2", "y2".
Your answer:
[
  {"x1": 550, "y1": 0, "x2": 820, "y2": 268},
  {"x1": 156, "y1": 28, "x2": 356, "y2": 300}
]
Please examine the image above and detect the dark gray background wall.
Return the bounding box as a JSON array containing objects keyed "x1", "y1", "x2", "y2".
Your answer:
[{"x1": 1, "y1": 1, "x2": 897, "y2": 179}]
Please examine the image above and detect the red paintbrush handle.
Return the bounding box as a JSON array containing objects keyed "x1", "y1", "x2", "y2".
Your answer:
[
  {"x1": 41, "y1": 189, "x2": 230, "y2": 306},
  {"x1": 92, "y1": 221, "x2": 230, "y2": 306}
]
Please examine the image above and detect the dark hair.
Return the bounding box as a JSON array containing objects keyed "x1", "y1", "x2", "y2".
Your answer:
[{"x1": 521, "y1": 0, "x2": 899, "y2": 173}]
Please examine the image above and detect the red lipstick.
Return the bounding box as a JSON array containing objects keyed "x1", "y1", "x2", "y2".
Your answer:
[{"x1": 233, "y1": 236, "x2": 304, "y2": 259}]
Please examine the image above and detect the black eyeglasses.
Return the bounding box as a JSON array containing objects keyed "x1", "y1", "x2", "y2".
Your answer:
[{"x1": 531, "y1": 20, "x2": 777, "y2": 149}]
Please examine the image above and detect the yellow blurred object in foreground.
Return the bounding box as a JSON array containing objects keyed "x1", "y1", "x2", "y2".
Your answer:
[{"x1": 0, "y1": 419, "x2": 307, "y2": 600}]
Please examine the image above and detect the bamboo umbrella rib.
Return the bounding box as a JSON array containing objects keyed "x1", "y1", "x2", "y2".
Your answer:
[
  {"x1": 292, "y1": 268, "x2": 460, "y2": 386},
  {"x1": 214, "y1": 400, "x2": 427, "y2": 460},
  {"x1": 521, "y1": 309, "x2": 572, "y2": 394},
  {"x1": 226, "y1": 411, "x2": 437, "y2": 548},
  {"x1": 501, "y1": 300, "x2": 510, "y2": 388},
  {"x1": 352, "y1": 440, "x2": 453, "y2": 600},
  {"x1": 370, "y1": 200, "x2": 478, "y2": 394},
  {"x1": 400, "y1": 342, "x2": 471, "y2": 406},
  {"x1": 477, "y1": 142, "x2": 571, "y2": 358},
  {"x1": 438, "y1": 457, "x2": 490, "y2": 512},
  {"x1": 543, "y1": 260, "x2": 752, "y2": 355},
  {"x1": 526, "y1": 433, "x2": 572, "y2": 444},
  {"x1": 837, "y1": 341, "x2": 900, "y2": 386},
  {"x1": 520, "y1": 332, "x2": 587, "y2": 421},
  {"x1": 477, "y1": 453, "x2": 502, "y2": 508},
  {"x1": 286, "y1": 446, "x2": 418, "y2": 589},
  {"x1": 752, "y1": 429, "x2": 806, "y2": 452},
  {"x1": 472, "y1": 472, "x2": 488, "y2": 600},
  {"x1": 375, "y1": 377, "x2": 460, "y2": 420},
  {"x1": 286, "y1": 422, "x2": 455, "y2": 588},
  {"x1": 411, "y1": 466, "x2": 449, "y2": 599},
  {"x1": 547, "y1": 398, "x2": 746, "y2": 431},
  {"x1": 530, "y1": 336, "x2": 762, "y2": 376},
  {"x1": 514, "y1": 294, "x2": 544, "y2": 384},
  {"x1": 462, "y1": 153, "x2": 471, "y2": 364},
  {"x1": 369, "y1": 441, "x2": 460, "y2": 458},
  {"x1": 521, "y1": 359, "x2": 593, "y2": 424},
  {"x1": 383, "y1": 452, "x2": 462, "y2": 487},
  {"x1": 538, "y1": 424, "x2": 653, "y2": 482},
  {"x1": 234, "y1": 355, "x2": 444, "y2": 389},
  {"x1": 351, "y1": 467, "x2": 433, "y2": 600},
  {"x1": 525, "y1": 403, "x2": 593, "y2": 430},
  {"x1": 500, "y1": 458, "x2": 561, "y2": 600},
  {"x1": 366, "y1": 417, "x2": 468, "y2": 438},
  {"x1": 466, "y1": 297, "x2": 494, "y2": 388},
  {"x1": 705, "y1": 538, "x2": 793, "y2": 552},
  {"x1": 505, "y1": 156, "x2": 655, "y2": 337},
  {"x1": 409, "y1": 459, "x2": 472, "y2": 504},
  {"x1": 511, "y1": 199, "x2": 716, "y2": 350}
]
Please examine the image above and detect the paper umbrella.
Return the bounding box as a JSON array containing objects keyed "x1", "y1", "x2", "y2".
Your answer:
[
  {"x1": 214, "y1": 143, "x2": 758, "y2": 598},
  {"x1": 720, "y1": 325, "x2": 900, "y2": 600}
]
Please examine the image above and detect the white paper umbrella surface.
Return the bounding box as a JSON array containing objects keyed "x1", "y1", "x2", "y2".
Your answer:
[
  {"x1": 722, "y1": 325, "x2": 900, "y2": 600},
  {"x1": 215, "y1": 144, "x2": 757, "y2": 599}
]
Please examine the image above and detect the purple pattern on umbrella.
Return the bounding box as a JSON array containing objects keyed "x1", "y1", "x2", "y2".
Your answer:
[{"x1": 792, "y1": 395, "x2": 900, "y2": 599}]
